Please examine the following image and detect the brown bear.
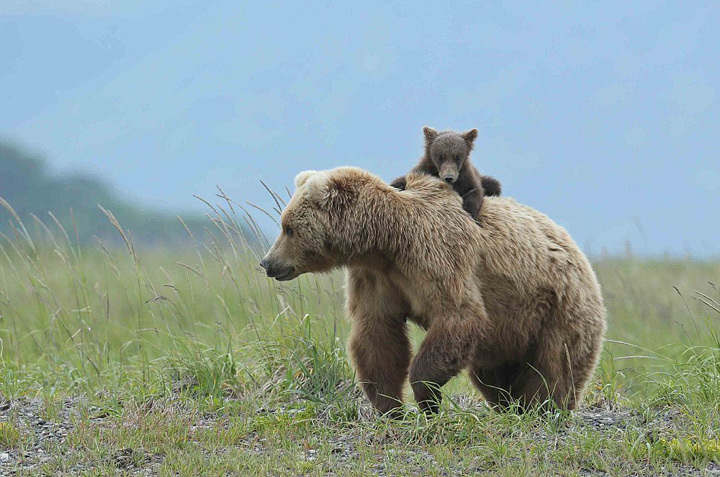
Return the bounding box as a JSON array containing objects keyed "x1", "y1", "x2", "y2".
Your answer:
[
  {"x1": 260, "y1": 167, "x2": 606, "y2": 415},
  {"x1": 390, "y1": 126, "x2": 502, "y2": 222}
]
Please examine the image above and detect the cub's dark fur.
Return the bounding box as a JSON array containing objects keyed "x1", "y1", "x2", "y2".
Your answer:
[{"x1": 391, "y1": 127, "x2": 501, "y2": 221}]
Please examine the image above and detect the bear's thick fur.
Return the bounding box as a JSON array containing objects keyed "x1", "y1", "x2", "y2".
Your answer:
[{"x1": 260, "y1": 167, "x2": 606, "y2": 415}]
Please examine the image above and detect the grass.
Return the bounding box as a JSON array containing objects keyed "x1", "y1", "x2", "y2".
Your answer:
[{"x1": 0, "y1": 199, "x2": 719, "y2": 475}]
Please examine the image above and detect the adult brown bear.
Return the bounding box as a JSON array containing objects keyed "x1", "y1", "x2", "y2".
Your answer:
[{"x1": 260, "y1": 167, "x2": 606, "y2": 415}]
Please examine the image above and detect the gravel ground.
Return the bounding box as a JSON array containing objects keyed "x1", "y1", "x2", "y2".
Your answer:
[
  {"x1": 2, "y1": 396, "x2": 719, "y2": 476},
  {"x1": 2, "y1": 397, "x2": 76, "y2": 475},
  {"x1": 0, "y1": 396, "x2": 162, "y2": 476}
]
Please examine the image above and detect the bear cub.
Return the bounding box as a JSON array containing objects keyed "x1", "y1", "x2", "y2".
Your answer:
[{"x1": 391, "y1": 127, "x2": 501, "y2": 222}]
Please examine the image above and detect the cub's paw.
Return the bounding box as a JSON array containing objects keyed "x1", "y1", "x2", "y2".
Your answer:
[{"x1": 390, "y1": 176, "x2": 408, "y2": 191}]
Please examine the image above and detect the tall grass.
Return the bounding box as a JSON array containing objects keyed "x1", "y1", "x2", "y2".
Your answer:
[
  {"x1": 0, "y1": 196, "x2": 718, "y2": 412},
  {"x1": 0, "y1": 197, "x2": 351, "y2": 404}
]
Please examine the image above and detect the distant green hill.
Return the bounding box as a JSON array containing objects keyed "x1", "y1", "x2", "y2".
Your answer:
[{"x1": 0, "y1": 141, "x2": 249, "y2": 247}]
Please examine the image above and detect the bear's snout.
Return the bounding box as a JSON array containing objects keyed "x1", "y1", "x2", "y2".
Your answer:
[
  {"x1": 443, "y1": 175, "x2": 455, "y2": 184},
  {"x1": 260, "y1": 258, "x2": 295, "y2": 281}
]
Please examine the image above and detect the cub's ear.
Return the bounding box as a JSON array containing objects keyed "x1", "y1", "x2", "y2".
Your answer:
[
  {"x1": 462, "y1": 128, "x2": 478, "y2": 144},
  {"x1": 294, "y1": 170, "x2": 318, "y2": 189},
  {"x1": 462, "y1": 128, "x2": 478, "y2": 151},
  {"x1": 423, "y1": 126, "x2": 438, "y2": 143}
]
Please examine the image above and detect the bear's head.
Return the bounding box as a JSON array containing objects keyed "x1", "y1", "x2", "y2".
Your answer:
[
  {"x1": 259, "y1": 167, "x2": 377, "y2": 281},
  {"x1": 423, "y1": 126, "x2": 478, "y2": 184}
]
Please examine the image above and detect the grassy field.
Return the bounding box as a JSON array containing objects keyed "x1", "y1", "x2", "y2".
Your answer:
[{"x1": 0, "y1": 203, "x2": 719, "y2": 476}]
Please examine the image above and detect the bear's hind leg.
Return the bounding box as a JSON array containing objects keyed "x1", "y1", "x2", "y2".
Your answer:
[
  {"x1": 469, "y1": 362, "x2": 524, "y2": 410},
  {"x1": 514, "y1": 327, "x2": 602, "y2": 411},
  {"x1": 513, "y1": 367, "x2": 575, "y2": 410},
  {"x1": 510, "y1": 344, "x2": 578, "y2": 411}
]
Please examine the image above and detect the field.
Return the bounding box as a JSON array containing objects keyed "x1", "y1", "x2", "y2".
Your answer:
[{"x1": 1, "y1": 203, "x2": 720, "y2": 476}]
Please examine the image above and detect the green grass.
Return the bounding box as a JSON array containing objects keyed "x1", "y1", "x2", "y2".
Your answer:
[{"x1": 0, "y1": 203, "x2": 719, "y2": 475}]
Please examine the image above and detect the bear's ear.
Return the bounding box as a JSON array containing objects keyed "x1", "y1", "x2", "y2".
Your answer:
[
  {"x1": 296, "y1": 170, "x2": 332, "y2": 207},
  {"x1": 294, "y1": 170, "x2": 318, "y2": 190},
  {"x1": 423, "y1": 126, "x2": 438, "y2": 143},
  {"x1": 461, "y1": 128, "x2": 478, "y2": 145},
  {"x1": 321, "y1": 177, "x2": 358, "y2": 214}
]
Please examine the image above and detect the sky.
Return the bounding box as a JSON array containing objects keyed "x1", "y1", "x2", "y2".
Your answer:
[{"x1": 2, "y1": 1, "x2": 719, "y2": 257}]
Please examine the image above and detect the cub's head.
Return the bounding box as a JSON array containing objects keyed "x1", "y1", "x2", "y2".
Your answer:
[
  {"x1": 259, "y1": 167, "x2": 377, "y2": 281},
  {"x1": 423, "y1": 126, "x2": 478, "y2": 184}
]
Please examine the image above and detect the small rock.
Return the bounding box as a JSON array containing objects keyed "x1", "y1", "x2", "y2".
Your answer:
[{"x1": 0, "y1": 452, "x2": 10, "y2": 462}]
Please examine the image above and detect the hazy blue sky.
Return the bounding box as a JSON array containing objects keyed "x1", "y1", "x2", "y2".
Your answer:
[{"x1": 2, "y1": 1, "x2": 719, "y2": 256}]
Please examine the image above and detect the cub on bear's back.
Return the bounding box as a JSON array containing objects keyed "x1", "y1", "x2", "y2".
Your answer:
[
  {"x1": 391, "y1": 126, "x2": 502, "y2": 223},
  {"x1": 261, "y1": 167, "x2": 606, "y2": 416}
]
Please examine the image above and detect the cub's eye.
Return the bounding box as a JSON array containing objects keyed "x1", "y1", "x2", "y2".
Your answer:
[
  {"x1": 454, "y1": 155, "x2": 461, "y2": 161},
  {"x1": 437, "y1": 155, "x2": 444, "y2": 161},
  {"x1": 284, "y1": 226, "x2": 294, "y2": 237}
]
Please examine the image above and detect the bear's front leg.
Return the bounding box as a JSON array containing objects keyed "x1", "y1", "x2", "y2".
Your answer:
[
  {"x1": 349, "y1": 317, "x2": 410, "y2": 417},
  {"x1": 347, "y1": 270, "x2": 411, "y2": 417},
  {"x1": 461, "y1": 188, "x2": 483, "y2": 222},
  {"x1": 409, "y1": 315, "x2": 484, "y2": 414}
]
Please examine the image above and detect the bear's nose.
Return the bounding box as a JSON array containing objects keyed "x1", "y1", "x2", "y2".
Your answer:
[
  {"x1": 259, "y1": 258, "x2": 269, "y2": 270},
  {"x1": 443, "y1": 176, "x2": 454, "y2": 184}
]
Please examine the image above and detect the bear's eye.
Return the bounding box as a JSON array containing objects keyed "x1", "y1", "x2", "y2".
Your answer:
[
  {"x1": 284, "y1": 226, "x2": 294, "y2": 237},
  {"x1": 454, "y1": 155, "x2": 461, "y2": 161},
  {"x1": 437, "y1": 155, "x2": 443, "y2": 161}
]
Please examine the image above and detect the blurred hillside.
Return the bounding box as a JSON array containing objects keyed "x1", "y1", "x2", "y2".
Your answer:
[{"x1": 0, "y1": 140, "x2": 242, "y2": 246}]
